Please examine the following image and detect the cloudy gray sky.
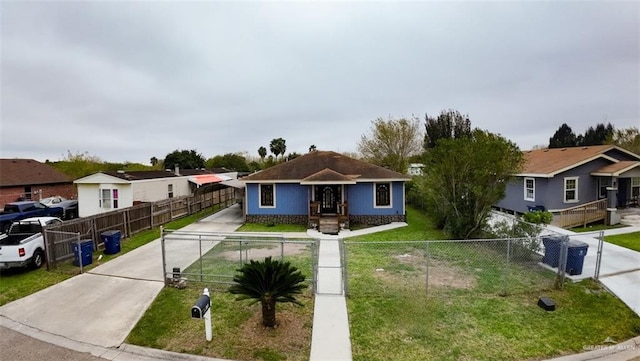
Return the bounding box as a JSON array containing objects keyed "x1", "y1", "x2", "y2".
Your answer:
[{"x1": 1, "y1": 1, "x2": 639, "y2": 164}]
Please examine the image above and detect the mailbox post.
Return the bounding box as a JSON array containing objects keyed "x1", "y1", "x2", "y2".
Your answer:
[{"x1": 191, "y1": 288, "x2": 212, "y2": 341}]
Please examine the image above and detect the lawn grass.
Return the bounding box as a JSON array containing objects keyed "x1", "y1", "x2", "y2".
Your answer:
[
  {"x1": 344, "y1": 207, "x2": 640, "y2": 361},
  {"x1": 127, "y1": 284, "x2": 314, "y2": 361},
  {"x1": 605, "y1": 231, "x2": 640, "y2": 252},
  {"x1": 571, "y1": 222, "x2": 627, "y2": 233},
  {"x1": 0, "y1": 206, "x2": 223, "y2": 306}
]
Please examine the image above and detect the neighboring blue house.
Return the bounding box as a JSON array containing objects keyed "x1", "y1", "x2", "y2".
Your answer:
[
  {"x1": 496, "y1": 145, "x2": 640, "y2": 225},
  {"x1": 242, "y1": 151, "x2": 410, "y2": 233}
]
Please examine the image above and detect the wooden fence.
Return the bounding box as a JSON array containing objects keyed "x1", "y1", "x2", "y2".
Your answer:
[
  {"x1": 556, "y1": 198, "x2": 607, "y2": 228},
  {"x1": 43, "y1": 186, "x2": 236, "y2": 268}
]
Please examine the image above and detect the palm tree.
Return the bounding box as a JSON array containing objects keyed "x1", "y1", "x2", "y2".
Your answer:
[
  {"x1": 309, "y1": 144, "x2": 317, "y2": 152},
  {"x1": 228, "y1": 257, "x2": 307, "y2": 328},
  {"x1": 269, "y1": 139, "x2": 281, "y2": 160},
  {"x1": 258, "y1": 146, "x2": 267, "y2": 161}
]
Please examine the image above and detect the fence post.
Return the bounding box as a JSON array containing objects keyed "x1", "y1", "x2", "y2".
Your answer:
[
  {"x1": 595, "y1": 230, "x2": 604, "y2": 281},
  {"x1": 161, "y1": 226, "x2": 168, "y2": 286},
  {"x1": 342, "y1": 239, "x2": 348, "y2": 297},
  {"x1": 502, "y1": 239, "x2": 511, "y2": 296},
  {"x1": 199, "y1": 234, "x2": 203, "y2": 282},
  {"x1": 556, "y1": 236, "x2": 568, "y2": 289},
  {"x1": 425, "y1": 241, "x2": 430, "y2": 299}
]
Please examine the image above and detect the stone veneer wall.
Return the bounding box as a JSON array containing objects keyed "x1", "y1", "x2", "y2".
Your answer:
[
  {"x1": 349, "y1": 214, "x2": 406, "y2": 226},
  {"x1": 245, "y1": 214, "x2": 307, "y2": 225}
]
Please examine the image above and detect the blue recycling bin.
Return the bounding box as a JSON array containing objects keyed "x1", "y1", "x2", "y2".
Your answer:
[
  {"x1": 542, "y1": 236, "x2": 563, "y2": 267},
  {"x1": 101, "y1": 230, "x2": 121, "y2": 255},
  {"x1": 73, "y1": 240, "x2": 93, "y2": 267},
  {"x1": 566, "y1": 240, "x2": 588, "y2": 275}
]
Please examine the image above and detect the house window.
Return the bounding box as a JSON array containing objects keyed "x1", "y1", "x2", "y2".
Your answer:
[
  {"x1": 23, "y1": 186, "x2": 32, "y2": 200},
  {"x1": 374, "y1": 182, "x2": 392, "y2": 208},
  {"x1": 598, "y1": 178, "x2": 611, "y2": 199},
  {"x1": 99, "y1": 189, "x2": 112, "y2": 209},
  {"x1": 564, "y1": 177, "x2": 579, "y2": 203},
  {"x1": 113, "y1": 189, "x2": 119, "y2": 209},
  {"x1": 168, "y1": 184, "x2": 174, "y2": 198},
  {"x1": 260, "y1": 184, "x2": 275, "y2": 208},
  {"x1": 632, "y1": 177, "x2": 640, "y2": 198},
  {"x1": 524, "y1": 178, "x2": 535, "y2": 201}
]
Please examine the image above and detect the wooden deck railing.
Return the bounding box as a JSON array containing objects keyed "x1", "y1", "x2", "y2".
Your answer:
[
  {"x1": 309, "y1": 202, "x2": 349, "y2": 225},
  {"x1": 557, "y1": 198, "x2": 607, "y2": 228}
]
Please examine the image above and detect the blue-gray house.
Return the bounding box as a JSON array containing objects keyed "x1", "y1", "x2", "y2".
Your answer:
[
  {"x1": 242, "y1": 151, "x2": 410, "y2": 233},
  {"x1": 496, "y1": 145, "x2": 640, "y2": 226}
]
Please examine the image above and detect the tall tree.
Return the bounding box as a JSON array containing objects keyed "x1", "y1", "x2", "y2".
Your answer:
[
  {"x1": 206, "y1": 153, "x2": 249, "y2": 171},
  {"x1": 423, "y1": 109, "x2": 472, "y2": 149},
  {"x1": 258, "y1": 146, "x2": 267, "y2": 161},
  {"x1": 150, "y1": 157, "x2": 159, "y2": 166},
  {"x1": 608, "y1": 126, "x2": 640, "y2": 154},
  {"x1": 549, "y1": 123, "x2": 578, "y2": 148},
  {"x1": 578, "y1": 122, "x2": 614, "y2": 146},
  {"x1": 309, "y1": 144, "x2": 317, "y2": 152},
  {"x1": 228, "y1": 257, "x2": 307, "y2": 328},
  {"x1": 358, "y1": 116, "x2": 422, "y2": 173},
  {"x1": 421, "y1": 129, "x2": 524, "y2": 239},
  {"x1": 269, "y1": 138, "x2": 287, "y2": 161},
  {"x1": 163, "y1": 149, "x2": 205, "y2": 170}
]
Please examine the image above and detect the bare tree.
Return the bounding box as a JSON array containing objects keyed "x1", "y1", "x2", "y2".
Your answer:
[{"x1": 357, "y1": 116, "x2": 422, "y2": 173}]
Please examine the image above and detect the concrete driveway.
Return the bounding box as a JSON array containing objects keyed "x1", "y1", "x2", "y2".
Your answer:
[
  {"x1": 545, "y1": 225, "x2": 640, "y2": 317},
  {"x1": 0, "y1": 205, "x2": 243, "y2": 349}
]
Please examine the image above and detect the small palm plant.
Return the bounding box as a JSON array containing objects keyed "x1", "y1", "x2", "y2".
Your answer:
[{"x1": 228, "y1": 257, "x2": 308, "y2": 328}]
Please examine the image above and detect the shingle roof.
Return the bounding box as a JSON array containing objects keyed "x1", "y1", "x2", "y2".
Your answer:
[
  {"x1": 0, "y1": 159, "x2": 72, "y2": 187},
  {"x1": 243, "y1": 151, "x2": 410, "y2": 182},
  {"x1": 522, "y1": 145, "x2": 614, "y2": 176},
  {"x1": 592, "y1": 161, "x2": 640, "y2": 176}
]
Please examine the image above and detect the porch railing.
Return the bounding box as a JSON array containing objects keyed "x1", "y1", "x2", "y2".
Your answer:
[
  {"x1": 309, "y1": 201, "x2": 349, "y2": 225},
  {"x1": 557, "y1": 198, "x2": 607, "y2": 228}
]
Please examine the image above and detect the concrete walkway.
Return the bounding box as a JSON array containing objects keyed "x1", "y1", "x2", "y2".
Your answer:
[{"x1": 543, "y1": 224, "x2": 640, "y2": 317}]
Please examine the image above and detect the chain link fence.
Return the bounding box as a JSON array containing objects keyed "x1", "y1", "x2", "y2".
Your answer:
[
  {"x1": 344, "y1": 232, "x2": 603, "y2": 300},
  {"x1": 161, "y1": 229, "x2": 318, "y2": 292}
]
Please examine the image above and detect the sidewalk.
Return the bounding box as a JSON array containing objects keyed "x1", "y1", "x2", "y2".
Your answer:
[{"x1": 543, "y1": 224, "x2": 640, "y2": 317}]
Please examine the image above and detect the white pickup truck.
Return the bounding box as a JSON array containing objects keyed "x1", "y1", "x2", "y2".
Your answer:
[{"x1": 0, "y1": 217, "x2": 62, "y2": 270}]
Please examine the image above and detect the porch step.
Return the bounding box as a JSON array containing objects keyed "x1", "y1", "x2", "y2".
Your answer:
[
  {"x1": 621, "y1": 215, "x2": 640, "y2": 226},
  {"x1": 319, "y1": 217, "x2": 340, "y2": 235}
]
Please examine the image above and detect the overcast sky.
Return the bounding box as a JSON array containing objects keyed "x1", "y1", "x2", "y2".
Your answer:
[{"x1": 1, "y1": 1, "x2": 638, "y2": 164}]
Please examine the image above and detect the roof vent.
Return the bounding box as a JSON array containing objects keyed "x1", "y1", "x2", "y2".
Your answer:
[
  {"x1": 582, "y1": 147, "x2": 588, "y2": 150},
  {"x1": 561, "y1": 148, "x2": 567, "y2": 151},
  {"x1": 117, "y1": 170, "x2": 125, "y2": 174}
]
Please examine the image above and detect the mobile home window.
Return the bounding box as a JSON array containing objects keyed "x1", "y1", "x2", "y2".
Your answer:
[
  {"x1": 564, "y1": 177, "x2": 579, "y2": 203},
  {"x1": 99, "y1": 189, "x2": 112, "y2": 209},
  {"x1": 260, "y1": 184, "x2": 275, "y2": 207},
  {"x1": 112, "y1": 189, "x2": 119, "y2": 209},
  {"x1": 524, "y1": 178, "x2": 535, "y2": 201},
  {"x1": 374, "y1": 182, "x2": 392, "y2": 207},
  {"x1": 168, "y1": 184, "x2": 174, "y2": 198}
]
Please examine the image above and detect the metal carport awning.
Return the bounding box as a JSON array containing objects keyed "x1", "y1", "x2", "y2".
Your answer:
[{"x1": 188, "y1": 174, "x2": 231, "y2": 186}]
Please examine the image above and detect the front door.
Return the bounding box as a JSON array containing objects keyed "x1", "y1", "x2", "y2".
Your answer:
[{"x1": 316, "y1": 185, "x2": 341, "y2": 214}]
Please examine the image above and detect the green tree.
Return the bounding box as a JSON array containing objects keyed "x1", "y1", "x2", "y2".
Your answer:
[
  {"x1": 421, "y1": 129, "x2": 524, "y2": 239},
  {"x1": 269, "y1": 138, "x2": 287, "y2": 161},
  {"x1": 358, "y1": 116, "x2": 422, "y2": 173},
  {"x1": 258, "y1": 146, "x2": 267, "y2": 161},
  {"x1": 549, "y1": 123, "x2": 578, "y2": 148},
  {"x1": 163, "y1": 149, "x2": 205, "y2": 170},
  {"x1": 228, "y1": 257, "x2": 307, "y2": 328},
  {"x1": 608, "y1": 127, "x2": 640, "y2": 154},
  {"x1": 150, "y1": 157, "x2": 159, "y2": 166},
  {"x1": 423, "y1": 109, "x2": 472, "y2": 149},
  {"x1": 309, "y1": 144, "x2": 317, "y2": 152},
  {"x1": 578, "y1": 122, "x2": 614, "y2": 146},
  {"x1": 206, "y1": 153, "x2": 249, "y2": 171}
]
